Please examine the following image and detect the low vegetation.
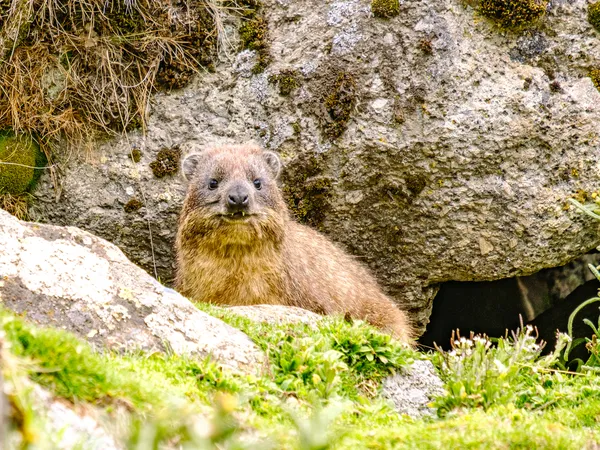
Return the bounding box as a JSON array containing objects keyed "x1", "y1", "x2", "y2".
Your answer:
[{"x1": 4, "y1": 284, "x2": 600, "y2": 449}]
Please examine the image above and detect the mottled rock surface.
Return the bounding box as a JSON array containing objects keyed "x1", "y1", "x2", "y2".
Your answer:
[
  {"x1": 0, "y1": 209, "x2": 264, "y2": 373},
  {"x1": 382, "y1": 359, "x2": 445, "y2": 418},
  {"x1": 30, "y1": 0, "x2": 600, "y2": 333}
]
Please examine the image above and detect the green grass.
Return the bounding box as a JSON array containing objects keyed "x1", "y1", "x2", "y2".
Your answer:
[{"x1": 3, "y1": 303, "x2": 600, "y2": 449}]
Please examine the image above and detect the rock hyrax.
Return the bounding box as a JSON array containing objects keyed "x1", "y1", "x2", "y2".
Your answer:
[{"x1": 175, "y1": 144, "x2": 413, "y2": 343}]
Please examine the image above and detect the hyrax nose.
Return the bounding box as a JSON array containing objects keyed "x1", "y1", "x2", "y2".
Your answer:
[{"x1": 227, "y1": 187, "x2": 249, "y2": 212}]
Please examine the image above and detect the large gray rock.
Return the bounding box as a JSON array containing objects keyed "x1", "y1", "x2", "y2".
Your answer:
[
  {"x1": 30, "y1": 0, "x2": 600, "y2": 333},
  {"x1": 0, "y1": 209, "x2": 265, "y2": 373}
]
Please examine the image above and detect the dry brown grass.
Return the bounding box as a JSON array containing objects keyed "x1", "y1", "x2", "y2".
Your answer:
[
  {"x1": 0, "y1": 0, "x2": 223, "y2": 150},
  {"x1": 0, "y1": 192, "x2": 29, "y2": 219}
]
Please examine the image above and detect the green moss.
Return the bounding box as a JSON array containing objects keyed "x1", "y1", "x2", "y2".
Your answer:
[
  {"x1": 479, "y1": 0, "x2": 548, "y2": 29},
  {"x1": 150, "y1": 146, "x2": 181, "y2": 178},
  {"x1": 124, "y1": 198, "x2": 143, "y2": 213},
  {"x1": 130, "y1": 148, "x2": 142, "y2": 163},
  {"x1": 322, "y1": 73, "x2": 357, "y2": 141},
  {"x1": 371, "y1": 0, "x2": 400, "y2": 18},
  {"x1": 590, "y1": 67, "x2": 600, "y2": 91},
  {"x1": 281, "y1": 153, "x2": 333, "y2": 227},
  {"x1": 269, "y1": 70, "x2": 299, "y2": 96},
  {"x1": 405, "y1": 174, "x2": 427, "y2": 196},
  {"x1": 0, "y1": 131, "x2": 42, "y2": 195},
  {"x1": 589, "y1": 1, "x2": 600, "y2": 32},
  {"x1": 238, "y1": 3, "x2": 271, "y2": 75},
  {"x1": 292, "y1": 122, "x2": 302, "y2": 135}
]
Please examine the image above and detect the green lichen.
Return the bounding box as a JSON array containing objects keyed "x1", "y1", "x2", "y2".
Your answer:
[
  {"x1": 590, "y1": 67, "x2": 600, "y2": 91},
  {"x1": 0, "y1": 131, "x2": 42, "y2": 195},
  {"x1": 322, "y1": 73, "x2": 357, "y2": 141},
  {"x1": 479, "y1": 0, "x2": 548, "y2": 29},
  {"x1": 589, "y1": 1, "x2": 600, "y2": 33},
  {"x1": 269, "y1": 70, "x2": 299, "y2": 96},
  {"x1": 124, "y1": 198, "x2": 143, "y2": 213},
  {"x1": 371, "y1": 0, "x2": 400, "y2": 18},
  {"x1": 150, "y1": 146, "x2": 181, "y2": 178}
]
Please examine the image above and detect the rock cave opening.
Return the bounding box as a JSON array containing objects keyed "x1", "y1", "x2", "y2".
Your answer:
[{"x1": 418, "y1": 251, "x2": 600, "y2": 353}]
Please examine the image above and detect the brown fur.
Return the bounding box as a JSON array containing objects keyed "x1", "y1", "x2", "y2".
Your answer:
[{"x1": 175, "y1": 144, "x2": 413, "y2": 343}]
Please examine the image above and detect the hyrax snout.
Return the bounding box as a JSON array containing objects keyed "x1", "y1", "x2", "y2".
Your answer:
[{"x1": 175, "y1": 143, "x2": 413, "y2": 343}]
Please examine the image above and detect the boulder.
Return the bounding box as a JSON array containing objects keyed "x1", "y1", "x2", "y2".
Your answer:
[
  {"x1": 29, "y1": 0, "x2": 600, "y2": 333},
  {"x1": 0, "y1": 209, "x2": 265, "y2": 374}
]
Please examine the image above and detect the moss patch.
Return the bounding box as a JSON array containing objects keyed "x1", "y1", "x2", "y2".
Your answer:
[
  {"x1": 479, "y1": 0, "x2": 548, "y2": 29},
  {"x1": 130, "y1": 148, "x2": 142, "y2": 163},
  {"x1": 405, "y1": 174, "x2": 427, "y2": 197},
  {"x1": 236, "y1": 0, "x2": 271, "y2": 74},
  {"x1": 269, "y1": 70, "x2": 299, "y2": 96},
  {"x1": 590, "y1": 67, "x2": 600, "y2": 91},
  {"x1": 281, "y1": 153, "x2": 333, "y2": 228},
  {"x1": 0, "y1": 131, "x2": 42, "y2": 195},
  {"x1": 150, "y1": 147, "x2": 181, "y2": 178},
  {"x1": 322, "y1": 73, "x2": 357, "y2": 141},
  {"x1": 124, "y1": 198, "x2": 143, "y2": 213},
  {"x1": 371, "y1": 0, "x2": 400, "y2": 18},
  {"x1": 589, "y1": 1, "x2": 600, "y2": 32}
]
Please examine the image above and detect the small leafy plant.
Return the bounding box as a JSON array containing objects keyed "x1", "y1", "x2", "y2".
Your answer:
[
  {"x1": 271, "y1": 333, "x2": 348, "y2": 398},
  {"x1": 433, "y1": 326, "x2": 568, "y2": 414}
]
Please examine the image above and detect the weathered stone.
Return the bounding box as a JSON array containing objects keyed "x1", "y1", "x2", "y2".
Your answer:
[
  {"x1": 382, "y1": 360, "x2": 445, "y2": 418},
  {"x1": 29, "y1": 0, "x2": 600, "y2": 334},
  {"x1": 0, "y1": 209, "x2": 265, "y2": 374}
]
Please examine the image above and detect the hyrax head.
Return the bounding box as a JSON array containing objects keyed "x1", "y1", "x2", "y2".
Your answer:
[{"x1": 181, "y1": 144, "x2": 284, "y2": 228}]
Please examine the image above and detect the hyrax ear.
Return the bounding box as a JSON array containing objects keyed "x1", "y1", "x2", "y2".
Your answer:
[
  {"x1": 262, "y1": 151, "x2": 281, "y2": 178},
  {"x1": 181, "y1": 153, "x2": 204, "y2": 181}
]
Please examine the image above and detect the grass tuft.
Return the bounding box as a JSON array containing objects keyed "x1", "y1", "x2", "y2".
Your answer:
[{"x1": 0, "y1": 0, "x2": 223, "y2": 153}]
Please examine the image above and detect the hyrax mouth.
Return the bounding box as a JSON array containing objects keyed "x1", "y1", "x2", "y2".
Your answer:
[{"x1": 221, "y1": 211, "x2": 252, "y2": 222}]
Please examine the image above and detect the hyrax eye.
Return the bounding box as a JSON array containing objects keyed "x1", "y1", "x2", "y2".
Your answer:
[
  {"x1": 208, "y1": 179, "x2": 219, "y2": 190},
  {"x1": 253, "y1": 179, "x2": 262, "y2": 190}
]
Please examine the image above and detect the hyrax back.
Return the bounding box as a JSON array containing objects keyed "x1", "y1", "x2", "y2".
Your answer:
[{"x1": 175, "y1": 144, "x2": 413, "y2": 343}]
